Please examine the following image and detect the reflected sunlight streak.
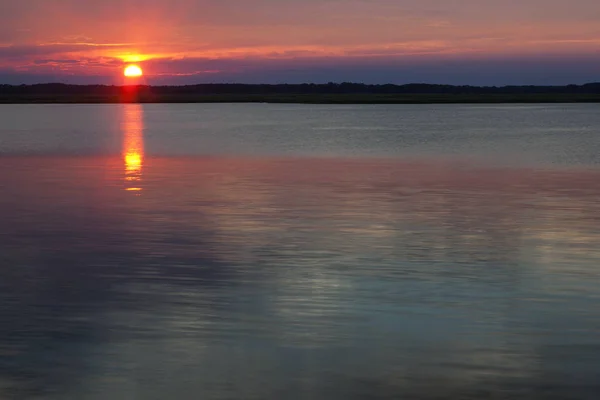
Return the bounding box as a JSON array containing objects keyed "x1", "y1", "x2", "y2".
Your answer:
[{"x1": 122, "y1": 104, "x2": 144, "y2": 193}]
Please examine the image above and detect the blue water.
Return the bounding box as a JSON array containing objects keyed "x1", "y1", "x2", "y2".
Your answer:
[{"x1": 1, "y1": 104, "x2": 599, "y2": 399}]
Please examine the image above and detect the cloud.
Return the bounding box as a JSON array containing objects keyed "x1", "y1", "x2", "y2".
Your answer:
[
  {"x1": 33, "y1": 59, "x2": 80, "y2": 65},
  {"x1": 0, "y1": 43, "x2": 130, "y2": 59},
  {"x1": 1, "y1": 0, "x2": 600, "y2": 84}
]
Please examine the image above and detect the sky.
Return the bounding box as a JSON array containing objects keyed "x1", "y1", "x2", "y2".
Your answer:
[{"x1": 0, "y1": 0, "x2": 599, "y2": 85}]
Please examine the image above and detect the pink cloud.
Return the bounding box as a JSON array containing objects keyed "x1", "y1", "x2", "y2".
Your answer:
[{"x1": 1, "y1": 0, "x2": 599, "y2": 83}]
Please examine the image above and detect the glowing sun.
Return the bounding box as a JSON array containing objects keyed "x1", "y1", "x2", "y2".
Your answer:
[{"x1": 124, "y1": 65, "x2": 143, "y2": 77}]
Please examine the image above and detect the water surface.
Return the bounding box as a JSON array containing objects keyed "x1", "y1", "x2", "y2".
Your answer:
[{"x1": 1, "y1": 104, "x2": 599, "y2": 399}]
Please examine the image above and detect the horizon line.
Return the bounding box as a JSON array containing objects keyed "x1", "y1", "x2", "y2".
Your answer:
[{"x1": 2, "y1": 82, "x2": 600, "y2": 88}]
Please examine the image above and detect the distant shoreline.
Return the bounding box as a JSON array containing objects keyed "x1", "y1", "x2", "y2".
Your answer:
[
  {"x1": 1, "y1": 94, "x2": 600, "y2": 104},
  {"x1": 1, "y1": 83, "x2": 599, "y2": 104}
]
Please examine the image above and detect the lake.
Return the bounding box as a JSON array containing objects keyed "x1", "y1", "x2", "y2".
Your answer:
[{"x1": 1, "y1": 104, "x2": 599, "y2": 399}]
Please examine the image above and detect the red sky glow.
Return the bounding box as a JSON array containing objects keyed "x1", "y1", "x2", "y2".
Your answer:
[{"x1": 1, "y1": 0, "x2": 599, "y2": 84}]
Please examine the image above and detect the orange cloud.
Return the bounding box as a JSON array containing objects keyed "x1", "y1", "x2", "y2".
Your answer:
[{"x1": 1, "y1": 0, "x2": 600, "y2": 83}]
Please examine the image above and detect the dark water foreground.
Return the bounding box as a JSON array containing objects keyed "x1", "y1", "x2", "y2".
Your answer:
[
  {"x1": 1, "y1": 103, "x2": 600, "y2": 399},
  {"x1": 1, "y1": 155, "x2": 599, "y2": 400}
]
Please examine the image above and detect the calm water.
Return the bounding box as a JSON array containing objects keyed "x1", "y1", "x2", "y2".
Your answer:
[{"x1": 1, "y1": 104, "x2": 599, "y2": 399}]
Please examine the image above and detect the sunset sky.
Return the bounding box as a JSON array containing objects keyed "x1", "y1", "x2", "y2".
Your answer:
[{"x1": 1, "y1": 0, "x2": 599, "y2": 85}]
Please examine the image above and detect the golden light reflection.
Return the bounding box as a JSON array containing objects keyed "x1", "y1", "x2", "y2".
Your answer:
[{"x1": 122, "y1": 104, "x2": 144, "y2": 193}]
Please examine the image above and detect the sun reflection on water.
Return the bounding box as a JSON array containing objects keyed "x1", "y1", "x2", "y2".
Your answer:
[{"x1": 122, "y1": 104, "x2": 144, "y2": 193}]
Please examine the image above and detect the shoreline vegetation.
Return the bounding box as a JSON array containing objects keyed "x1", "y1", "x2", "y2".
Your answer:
[{"x1": 1, "y1": 82, "x2": 599, "y2": 104}]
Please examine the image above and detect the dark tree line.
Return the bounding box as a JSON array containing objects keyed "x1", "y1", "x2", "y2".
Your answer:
[{"x1": 1, "y1": 82, "x2": 599, "y2": 96}]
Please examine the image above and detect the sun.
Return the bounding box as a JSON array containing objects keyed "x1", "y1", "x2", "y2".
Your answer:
[{"x1": 124, "y1": 65, "x2": 143, "y2": 77}]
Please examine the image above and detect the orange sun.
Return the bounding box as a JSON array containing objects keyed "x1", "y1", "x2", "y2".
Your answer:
[{"x1": 124, "y1": 65, "x2": 143, "y2": 77}]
